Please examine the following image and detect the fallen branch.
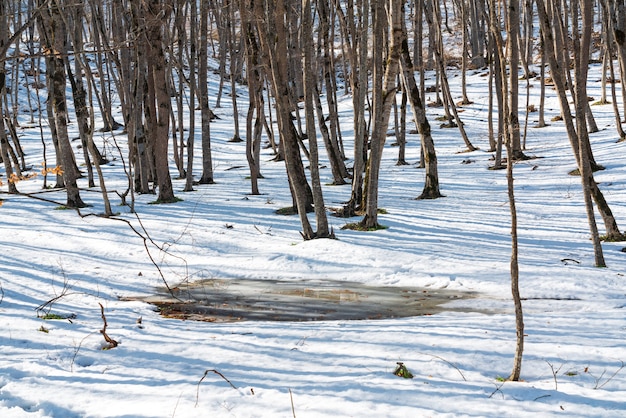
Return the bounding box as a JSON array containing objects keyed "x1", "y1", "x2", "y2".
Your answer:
[
  {"x1": 99, "y1": 303, "x2": 118, "y2": 350},
  {"x1": 3, "y1": 191, "x2": 183, "y2": 301}
]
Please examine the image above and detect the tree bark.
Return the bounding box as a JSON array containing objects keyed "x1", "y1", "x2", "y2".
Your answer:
[
  {"x1": 198, "y1": 0, "x2": 215, "y2": 185},
  {"x1": 39, "y1": 0, "x2": 86, "y2": 208},
  {"x1": 145, "y1": 0, "x2": 176, "y2": 203},
  {"x1": 398, "y1": 7, "x2": 442, "y2": 200},
  {"x1": 361, "y1": 0, "x2": 403, "y2": 229},
  {"x1": 536, "y1": 0, "x2": 616, "y2": 263},
  {"x1": 254, "y1": 0, "x2": 315, "y2": 238},
  {"x1": 303, "y1": 0, "x2": 331, "y2": 238}
]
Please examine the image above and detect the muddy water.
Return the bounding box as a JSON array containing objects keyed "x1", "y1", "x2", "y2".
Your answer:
[{"x1": 128, "y1": 279, "x2": 477, "y2": 322}]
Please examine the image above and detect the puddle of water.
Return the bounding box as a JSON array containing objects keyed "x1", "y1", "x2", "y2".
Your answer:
[{"x1": 124, "y1": 279, "x2": 477, "y2": 322}]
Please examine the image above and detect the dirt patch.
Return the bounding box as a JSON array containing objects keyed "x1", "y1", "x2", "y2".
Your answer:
[{"x1": 125, "y1": 278, "x2": 477, "y2": 322}]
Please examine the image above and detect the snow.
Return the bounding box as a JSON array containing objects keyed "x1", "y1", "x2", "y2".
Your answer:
[{"x1": 1, "y1": 60, "x2": 626, "y2": 417}]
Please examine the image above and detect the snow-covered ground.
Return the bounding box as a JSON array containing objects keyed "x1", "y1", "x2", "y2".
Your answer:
[{"x1": 1, "y1": 61, "x2": 625, "y2": 417}]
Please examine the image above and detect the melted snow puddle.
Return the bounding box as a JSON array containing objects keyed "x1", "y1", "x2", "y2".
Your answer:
[{"x1": 126, "y1": 278, "x2": 482, "y2": 322}]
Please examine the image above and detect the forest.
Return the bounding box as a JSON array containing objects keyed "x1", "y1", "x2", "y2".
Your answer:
[
  {"x1": 2, "y1": 0, "x2": 624, "y2": 244},
  {"x1": 1, "y1": 1, "x2": 626, "y2": 416}
]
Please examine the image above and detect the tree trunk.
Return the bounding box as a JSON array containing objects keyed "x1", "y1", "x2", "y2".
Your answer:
[
  {"x1": 336, "y1": 0, "x2": 369, "y2": 215},
  {"x1": 198, "y1": 0, "x2": 215, "y2": 184},
  {"x1": 536, "y1": 0, "x2": 616, "y2": 263},
  {"x1": 241, "y1": 0, "x2": 262, "y2": 194},
  {"x1": 0, "y1": 1, "x2": 18, "y2": 193},
  {"x1": 39, "y1": 0, "x2": 86, "y2": 208},
  {"x1": 254, "y1": 0, "x2": 315, "y2": 238},
  {"x1": 303, "y1": 0, "x2": 330, "y2": 238},
  {"x1": 610, "y1": 1, "x2": 626, "y2": 116},
  {"x1": 145, "y1": 0, "x2": 176, "y2": 203},
  {"x1": 398, "y1": 8, "x2": 442, "y2": 200},
  {"x1": 361, "y1": 0, "x2": 402, "y2": 229},
  {"x1": 506, "y1": 136, "x2": 524, "y2": 382},
  {"x1": 184, "y1": 0, "x2": 198, "y2": 192},
  {"x1": 424, "y1": 0, "x2": 477, "y2": 151},
  {"x1": 507, "y1": 0, "x2": 527, "y2": 160}
]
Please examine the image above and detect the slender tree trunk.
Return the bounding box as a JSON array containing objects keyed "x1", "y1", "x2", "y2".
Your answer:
[
  {"x1": 337, "y1": 0, "x2": 369, "y2": 215},
  {"x1": 303, "y1": 0, "x2": 330, "y2": 238},
  {"x1": 39, "y1": 0, "x2": 86, "y2": 208},
  {"x1": 0, "y1": 1, "x2": 18, "y2": 193},
  {"x1": 507, "y1": 0, "x2": 527, "y2": 160},
  {"x1": 145, "y1": 0, "x2": 176, "y2": 203},
  {"x1": 398, "y1": 7, "x2": 442, "y2": 200},
  {"x1": 609, "y1": 1, "x2": 626, "y2": 115},
  {"x1": 537, "y1": 0, "x2": 617, "y2": 262},
  {"x1": 424, "y1": 0, "x2": 477, "y2": 151},
  {"x1": 198, "y1": 0, "x2": 215, "y2": 184},
  {"x1": 600, "y1": 0, "x2": 626, "y2": 140},
  {"x1": 241, "y1": 0, "x2": 262, "y2": 194},
  {"x1": 254, "y1": 0, "x2": 314, "y2": 238},
  {"x1": 184, "y1": 0, "x2": 198, "y2": 192},
  {"x1": 361, "y1": 0, "x2": 403, "y2": 229},
  {"x1": 537, "y1": 29, "x2": 548, "y2": 128},
  {"x1": 506, "y1": 135, "x2": 524, "y2": 382}
]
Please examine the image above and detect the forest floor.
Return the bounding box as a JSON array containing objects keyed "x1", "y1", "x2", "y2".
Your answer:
[{"x1": 1, "y1": 61, "x2": 626, "y2": 417}]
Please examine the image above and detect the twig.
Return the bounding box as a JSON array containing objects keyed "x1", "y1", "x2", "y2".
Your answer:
[
  {"x1": 108, "y1": 212, "x2": 183, "y2": 298},
  {"x1": 70, "y1": 332, "x2": 97, "y2": 372},
  {"x1": 195, "y1": 369, "x2": 237, "y2": 407},
  {"x1": 99, "y1": 303, "x2": 118, "y2": 349},
  {"x1": 593, "y1": 361, "x2": 625, "y2": 390},
  {"x1": 489, "y1": 380, "x2": 506, "y2": 399},
  {"x1": 6, "y1": 191, "x2": 183, "y2": 301},
  {"x1": 419, "y1": 351, "x2": 467, "y2": 381},
  {"x1": 35, "y1": 264, "x2": 75, "y2": 317},
  {"x1": 289, "y1": 388, "x2": 296, "y2": 418},
  {"x1": 545, "y1": 360, "x2": 563, "y2": 391},
  {"x1": 171, "y1": 391, "x2": 184, "y2": 418}
]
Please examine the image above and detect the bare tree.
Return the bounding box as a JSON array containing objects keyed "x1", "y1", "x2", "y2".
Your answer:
[
  {"x1": 198, "y1": 0, "x2": 215, "y2": 185},
  {"x1": 335, "y1": 0, "x2": 370, "y2": 216},
  {"x1": 38, "y1": 0, "x2": 86, "y2": 208},
  {"x1": 360, "y1": 0, "x2": 403, "y2": 229},
  {"x1": 253, "y1": 0, "x2": 317, "y2": 238},
  {"x1": 488, "y1": 0, "x2": 524, "y2": 380},
  {"x1": 303, "y1": 0, "x2": 331, "y2": 238},
  {"x1": 316, "y1": 0, "x2": 349, "y2": 185},
  {"x1": 536, "y1": 0, "x2": 618, "y2": 266},
  {"x1": 608, "y1": 0, "x2": 626, "y2": 117},
  {"x1": 600, "y1": 0, "x2": 626, "y2": 140},
  {"x1": 240, "y1": 0, "x2": 263, "y2": 195},
  {"x1": 184, "y1": 0, "x2": 198, "y2": 192},
  {"x1": 424, "y1": 0, "x2": 477, "y2": 152},
  {"x1": 0, "y1": 0, "x2": 18, "y2": 194},
  {"x1": 143, "y1": 0, "x2": 176, "y2": 203},
  {"x1": 398, "y1": 4, "x2": 442, "y2": 200}
]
